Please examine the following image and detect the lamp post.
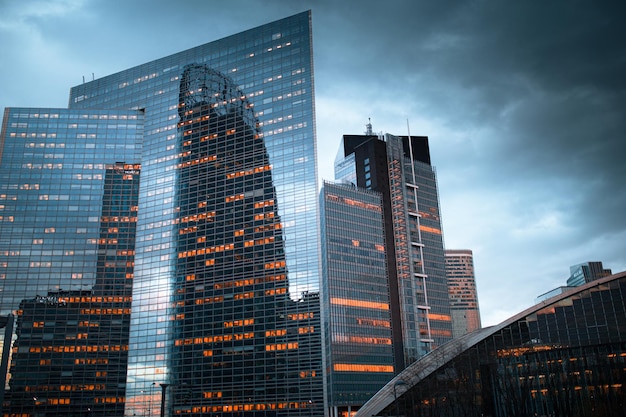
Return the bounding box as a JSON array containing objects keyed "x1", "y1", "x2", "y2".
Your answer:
[
  {"x1": 150, "y1": 382, "x2": 156, "y2": 416},
  {"x1": 393, "y1": 380, "x2": 407, "y2": 417},
  {"x1": 159, "y1": 384, "x2": 169, "y2": 417}
]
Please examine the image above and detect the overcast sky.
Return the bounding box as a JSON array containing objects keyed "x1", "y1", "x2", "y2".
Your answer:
[{"x1": 1, "y1": 0, "x2": 624, "y2": 326}]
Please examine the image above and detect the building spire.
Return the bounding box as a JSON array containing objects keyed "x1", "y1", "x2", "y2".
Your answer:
[{"x1": 365, "y1": 117, "x2": 373, "y2": 135}]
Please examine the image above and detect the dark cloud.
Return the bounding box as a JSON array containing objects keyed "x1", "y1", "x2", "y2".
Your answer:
[{"x1": 308, "y1": 0, "x2": 626, "y2": 323}]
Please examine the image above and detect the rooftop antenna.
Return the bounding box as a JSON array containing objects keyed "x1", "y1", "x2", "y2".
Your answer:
[{"x1": 365, "y1": 117, "x2": 373, "y2": 135}]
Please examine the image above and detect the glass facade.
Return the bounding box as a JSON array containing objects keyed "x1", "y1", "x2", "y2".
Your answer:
[
  {"x1": 333, "y1": 150, "x2": 356, "y2": 186},
  {"x1": 1, "y1": 11, "x2": 322, "y2": 417},
  {"x1": 71, "y1": 11, "x2": 321, "y2": 417},
  {"x1": 566, "y1": 261, "x2": 612, "y2": 287},
  {"x1": 357, "y1": 271, "x2": 626, "y2": 417},
  {"x1": 0, "y1": 108, "x2": 143, "y2": 415},
  {"x1": 335, "y1": 134, "x2": 453, "y2": 369},
  {"x1": 445, "y1": 249, "x2": 481, "y2": 338},
  {"x1": 320, "y1": 181, "x2": 394, "y2": 417},
  {"x1": 386, "y1": 134, "x2": 452, "y2": 363}
]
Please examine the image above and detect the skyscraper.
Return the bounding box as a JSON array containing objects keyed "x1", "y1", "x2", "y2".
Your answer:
[
  {"x1": 334, "y1": 131, "x2": 453, "y2": 370},
  {"x1": 444, "y1": 249, "x2": 481, "y2": 338},
  {"x1": 6, "y1": 161, "x2": 140, "y2": 416},
  {"x1": 0, "y1": 108, "x2": 143, "y2": 415},
  {"x1": 1, "y1": 11, "x2": 322, "y2": 417},
  {"x1": 320, "y1": 181, "x2": 394, "y2": 417}
]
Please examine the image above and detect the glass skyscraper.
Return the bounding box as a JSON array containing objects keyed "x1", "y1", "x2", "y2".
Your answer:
[
  {"x1": 6, "y1": 161, "x2": 141, "y2": 416},
  {"x1": 536, "y1": 261, "x2": 612, "y2": 303},
  {"x1": 1, "y1": 11, "x2": 322, "y2": 417},
  {"x1": 0, "y1": 108, "x2": 143, "y2": 416},
  {"x1": 320, "y1": 181, "x2": 394, "y2": 417},
  {"x1": 335, "y1": 132, "x2": 453, "y2": 370}
]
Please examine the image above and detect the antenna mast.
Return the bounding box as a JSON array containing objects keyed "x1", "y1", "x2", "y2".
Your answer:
[{"x1": 365, "y1": 118, "x2": 373, "y2": 135}]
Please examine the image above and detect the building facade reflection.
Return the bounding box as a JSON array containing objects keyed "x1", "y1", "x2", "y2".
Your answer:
[
  {"x1": 67, "y1": 12, "x2": 322, "y2": 417},
  {"x1": 169, "y1": 64, "x2": 311, "y2": 415},
  {"x1": 0, "y1": 11, "x2": 322, "y2": 417},
  {"x1": 6, "y1": 162, "x2": 141, "y2": 416}
]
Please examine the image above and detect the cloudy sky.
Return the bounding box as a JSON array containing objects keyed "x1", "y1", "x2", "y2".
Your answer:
[{"x1": 1, "y1": 0, "x2": 624, "y2": 326}]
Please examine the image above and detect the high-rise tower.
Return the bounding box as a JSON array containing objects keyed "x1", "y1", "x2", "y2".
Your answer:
[
  {"x1": 6, "y1": 162, "x2": 141, "y2": 416},
  {"x1": 335, "y1": 132, "x2": 453, "y2": 369},
  {"x1": 444, "y1": 249, "x2": 481, "y2": 338},
  {"x1": 320, "y1": 181, "x2": 395, "y2": 417},
  {"x1": 1, "y1": 12, "x2": 322, "y2": 417},
  {"x1": 0, "y1": 108, "x2": 143, "y2": 416}
]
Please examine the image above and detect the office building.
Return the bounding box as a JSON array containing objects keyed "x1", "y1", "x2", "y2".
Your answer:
[
  {"x1": 566, "y1": 261, "x2": 612, "y2": 287},
  {"x1": 0, "y1": 109, "x2": 143, "y2": 416},
  {"x1": 7, "y1": 162, "x2": 140, "y2": 416},
  {"x1": 320, "y1": 181, "x2": 395, "y2": 417},
  {"x1": 536, "y1": 261, "x2": 613, "y2": 303},
  {"x1": 444, "y1": 249, "x2": 481, "y2": 338},
  {"x1": 356, "y1": 270, "x2": 626, "y2": 417},
  {"x1": 335, "y1": 130, "x2": 453, "y2": 370},
  {"x1": 1, "y1": 11, "x2": 322, "y2": 417}
]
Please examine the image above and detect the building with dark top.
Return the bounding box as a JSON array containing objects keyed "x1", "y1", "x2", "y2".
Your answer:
[
  {"x1": 1, "y1": 12, "x2": 322, "y2": 417},
  {"x1": 320, "y1": 181, "x2": 395, "y2": 417},
  {"x1": 335, "y1": 130, "x2": 453, "y2": 371},
  {"x1": 356, "y1": 270, "x2": 626, "y2": 417}
]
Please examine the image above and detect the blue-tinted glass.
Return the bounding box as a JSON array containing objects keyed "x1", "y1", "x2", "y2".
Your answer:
[
  {"x1": 320, "y1": 182, "x2": 394, "y2": 412},
  {"x1": 0, "y1": 108, "x2": 143, "y2": 415},
  {"x1": 68, "y1": 11, "x2": 321, "y2": 416},
  {"x1": 1, "y1": 11, "x2": 322, "y2": 417}
]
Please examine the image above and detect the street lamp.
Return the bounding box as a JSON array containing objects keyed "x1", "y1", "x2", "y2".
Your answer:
[
  {"x1": 150, "y1": 382, "x2": 156, "y2": 416},
  {"x1": 393, "y1": 380, "x2": 407, "y2": 417},
  {"x1": 159, "y1": 384, "x2": 169, "y2": 417}
]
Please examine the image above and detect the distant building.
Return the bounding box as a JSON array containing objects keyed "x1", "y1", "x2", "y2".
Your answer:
[
  {"x1": 444, "y1": 250, "x2": 481, "y2": 337},
  {"x1": 334, "y1": 129, "x2": 453, "y2": 369},
  {"x1": 566, "y1": 261, "x2": 612, "y2": 286},
  {"x1": 535, "y1": 286, "x2": 573, "y2": 303},
  {"x1": 356, "y1": 270, "x2": 626, "y2": 417},
  {"x1": 536, "y1": 261, "x2": 613, "y2": 303},
  {"x1": 320, "y1": 181, "x2": 395, "y2": 417}
]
